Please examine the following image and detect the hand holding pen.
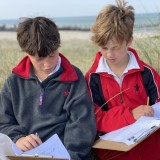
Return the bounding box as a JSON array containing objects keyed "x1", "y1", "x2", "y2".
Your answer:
[
  {"x1": 16, "y1": 133, "x2": 42, "y2": 152},
  {"x1": 132, "y1": 97, "x2": 154, "y2": 120}
]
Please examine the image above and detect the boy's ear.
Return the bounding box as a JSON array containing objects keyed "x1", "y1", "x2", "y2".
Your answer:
[{"x1": 127, "y1": 36, "x2": 133, "y2": 47}]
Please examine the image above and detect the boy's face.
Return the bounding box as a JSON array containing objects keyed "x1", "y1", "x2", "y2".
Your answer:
[
  {"x1": 100, "y1": 37, "x2": 133, "y2": 67},
  {"x1": 27, "y1": 50, "x2": 59, "y2": 75}
]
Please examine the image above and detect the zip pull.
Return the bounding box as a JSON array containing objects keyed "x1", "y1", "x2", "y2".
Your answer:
[
  {"x1": 39, "y1": 88, "x2": 44, "y2": 106},
  {"x1": 120, "y1": 94, "x2": 123, "y2": 104}
]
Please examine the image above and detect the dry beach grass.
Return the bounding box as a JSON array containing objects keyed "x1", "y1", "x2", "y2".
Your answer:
[{"x1": 0, "y1": 30, "x2": 160, "y2": 89}]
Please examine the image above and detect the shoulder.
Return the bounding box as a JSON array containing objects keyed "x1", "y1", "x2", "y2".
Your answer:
[
  {"x1": 141, "y1": 63, "x2": 160, "y2": 90},
  {"x1": 142, "y1": 62, "x2": 159, "y2": 77},
  {"x1": 72, "y1": 65, "x2": 84, "y2": 78},
  {"x1": 1, "y1": 73, "x2": 17, "y2": 94},
  {"x1": 3, "y1": 72, "x2": 17, "y2": 84}
]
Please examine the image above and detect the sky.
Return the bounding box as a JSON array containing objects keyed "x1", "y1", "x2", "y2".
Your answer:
[{"x1": 0, "y1": 0, "x2": 160, "y2": 19}]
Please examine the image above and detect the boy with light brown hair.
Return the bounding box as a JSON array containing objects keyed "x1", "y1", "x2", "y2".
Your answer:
[{"x1": 85, "y1": 0, "x2": 160, "y2": 159}]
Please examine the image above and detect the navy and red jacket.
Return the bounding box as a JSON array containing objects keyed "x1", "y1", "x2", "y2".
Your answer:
[{"x1": 85, "y1": 48, "x2": 160, "y2": 160}]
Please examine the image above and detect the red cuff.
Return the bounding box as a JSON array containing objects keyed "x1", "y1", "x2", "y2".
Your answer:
[{"x1": 123, "y1": 108, "x2": 136, "y2": 125}]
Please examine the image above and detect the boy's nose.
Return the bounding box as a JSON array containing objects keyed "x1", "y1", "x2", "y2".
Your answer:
[
  {"x1": 43, "y1": 57, "x2": 51, "y2": 65},
  {"x1": 106, "y1": 49, "x2": 113, "y2": 56}
]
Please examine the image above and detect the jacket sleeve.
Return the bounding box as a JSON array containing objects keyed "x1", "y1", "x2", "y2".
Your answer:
[
  {"x1": 63, "y1": 67, "x2": 96, "y2": 160},
  {"x1": 0, "y1": 78, "x2": 26, "y2": 142},
  {"x1": 94, "y1": 103, "x2": 135, "y2": 132},
  {"x1": 141, "y1": 65, "x2": 160, "y2": 104},
  {"x1": 85, "y1": 73, "x2": 135, "y2": 133}
]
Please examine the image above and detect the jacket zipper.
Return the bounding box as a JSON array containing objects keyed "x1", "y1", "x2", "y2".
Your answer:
[
  {"x1": 120, "y1": 93, "x2": 123, "y2": 104},
  {"x1": 39, "y1": 88, "x2": 44, "y2": 106}
]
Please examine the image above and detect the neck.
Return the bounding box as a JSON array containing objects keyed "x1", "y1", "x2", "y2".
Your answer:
[{"x1": 35, "y1": 71, "x2": 50, "y2": 81}]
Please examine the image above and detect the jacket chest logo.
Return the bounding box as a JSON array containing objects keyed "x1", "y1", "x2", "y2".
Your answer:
[
  {"x1": 64, "y1": 91, "x2": 70, "y2": 96},
  {"x1": 134, "y1": 84, "x2": 140, "y2": 91}
]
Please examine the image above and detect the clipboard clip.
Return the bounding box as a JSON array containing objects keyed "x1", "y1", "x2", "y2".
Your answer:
[
  {"x1": 133, "y1": 125, "x2": 157, "y2": 143},
  {"x1": 127, "y1": 136, "x2": 135, "y2": 141},
  {"x1": 21, "y1": 153, "x2": 53, "y2": 158},
  {"x1": 34, "y1": 154, "x2": 53, "y2": 158}
]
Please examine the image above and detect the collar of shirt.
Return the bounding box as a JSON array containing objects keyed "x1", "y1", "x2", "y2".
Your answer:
[
  {"x1": 95, "y1": 51, "x2": 140, "y2": 86},
  {"x1": 49, "y1": 56, "x2": 61, "y2": 76}
]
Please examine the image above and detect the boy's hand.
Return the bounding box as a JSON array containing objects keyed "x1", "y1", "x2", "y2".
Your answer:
[
  {"x1": 16, "y1": 134, "x2": 42, "y2": 151},
  {"x1": 132, "y1": 105, "x2": 154, "y2": 120}
]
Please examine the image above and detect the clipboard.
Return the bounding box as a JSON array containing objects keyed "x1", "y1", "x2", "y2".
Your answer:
[
  {"x1": 7, "y1": 156, "x2": 68, "y2": 160},
  {"x1": 92, "y1": 139, "x2": 137, "y2": 151},
  {"x1": 93, "y1": 125, "x2": 160, "y2": 152}
]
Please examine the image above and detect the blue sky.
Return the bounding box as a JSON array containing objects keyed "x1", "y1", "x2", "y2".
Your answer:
[{"x1": 0, "y1": 0, "x2": 160, "y2": 19}]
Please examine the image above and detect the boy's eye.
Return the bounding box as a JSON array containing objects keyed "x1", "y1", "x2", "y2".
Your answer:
[
  {"x1": 49, "y1": 53, "x2": 55, "y2": 57},
  {"x1": 36, "y1": 57, "x2": 44, "y2": 61},
  {"x1": 49, "y1": 51, "x2": 57, "y2": 57},
  {"x1": 101, "y1": 47, "x2": 107, "y2": 50}
]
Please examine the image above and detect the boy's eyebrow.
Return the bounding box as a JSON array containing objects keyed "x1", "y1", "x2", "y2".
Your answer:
[{"x1": 101, "y1": 44, "x2": 119, "y2": 48}]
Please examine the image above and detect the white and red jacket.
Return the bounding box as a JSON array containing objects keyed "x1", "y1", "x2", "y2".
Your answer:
[{"x1": 85, "y1": 48, "x2": 160, "y2": 160}]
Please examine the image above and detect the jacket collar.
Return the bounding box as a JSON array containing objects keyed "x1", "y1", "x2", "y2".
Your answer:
[
  {"x1": 89, "y1": 47, "x2": 144, "y2": 75},
  {"x1": 12, "y1": 53, "x2": 78, "y2": 82}
]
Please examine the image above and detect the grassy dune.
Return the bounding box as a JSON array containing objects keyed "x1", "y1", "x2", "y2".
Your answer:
[{"x1": 0, "y1": 31, "x2": 160, "y2": 89}]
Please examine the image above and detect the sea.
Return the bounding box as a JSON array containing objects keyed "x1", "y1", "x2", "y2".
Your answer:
[{"x1": 0, "y1": 12, "x2": 160, "y2": 32}]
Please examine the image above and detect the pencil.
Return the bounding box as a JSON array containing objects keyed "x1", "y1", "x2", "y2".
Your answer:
[{"x1": 147, "y1": 97, "x2": 150, "y2": 105}]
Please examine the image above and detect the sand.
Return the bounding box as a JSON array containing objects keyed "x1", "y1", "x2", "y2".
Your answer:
[
  {"x1": 0, "y1": 31, "x2": 92, "y2": 42},
  {"x1": 0, "y1": 31, "x2": 17, "y2": 40},
  {"x1": 0, "y1": 30, "x2": 159, "y2": 42}
]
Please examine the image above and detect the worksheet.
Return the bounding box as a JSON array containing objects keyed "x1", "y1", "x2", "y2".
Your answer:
[
  {"x1": 0, "y1": 133, "x2": 70, "y2": 160},
  {"x1": 100, "y1": 102, "x2": 160, "y2": 145}
]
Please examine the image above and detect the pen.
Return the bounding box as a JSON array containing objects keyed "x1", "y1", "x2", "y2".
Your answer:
[
  {"x1": 35, "y1": 132, "x2": 39, "y2": 137},
  {"x1": 147, "y1": 96, "x2": 150, "y2": 105}
]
